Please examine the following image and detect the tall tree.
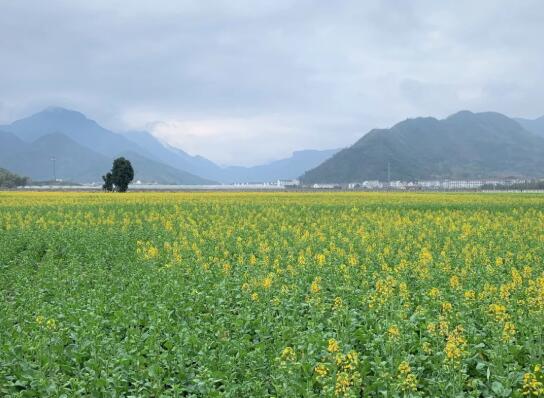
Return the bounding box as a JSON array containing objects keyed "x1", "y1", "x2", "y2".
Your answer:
[
  {"x1": 102, "y1": 157, "x2": 134, "y2": 192},
  {"x1": 111, "y1": 157, "x2": 134, "y2": 192},
  {"x1": 102, "y1": 172, "x2": 113, "y2": 192}
]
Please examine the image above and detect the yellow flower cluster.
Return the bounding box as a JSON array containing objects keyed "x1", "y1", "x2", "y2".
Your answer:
[
  {"x1": 334, "y1": 350, "x2": 361, "y2": 396},
  {"x1": 2, "y1": 192, "x2": 544, "y2": 396},
  {"x1": 388, "y1": 325, "x2": 400, "y2": 340},
  {"x1": 136, "y1": 240, "x2": 159, "y2": 260},
  {"x1": 310, "y1": 277, "x2": 321, "y2": 294},
  {"x1": 36, "y1": 315, "x2": 57, "y2": 330},
  {"x1": 398, "y1": 361, "x2": 418, "y2": 392},
  {"x1": 328, "y1": 338, "x2": 340, "y2": 353},
  {"x1": 444, "y1": 326, "x2": 466, "y2": 363},
  {"x1": 314, "y1": 362, "x2": 328, "y2": 378},
  {"x1": 332, "y1": 297, "x2": 343, "y2": 311},
  {"x1": 280, "y1": 346, "x2": 296, "y2": 362},
  {"x1": 523, "y1": 365, "x2": 544, "y2": 396}
]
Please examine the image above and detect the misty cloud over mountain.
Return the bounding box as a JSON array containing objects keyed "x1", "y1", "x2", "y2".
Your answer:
[{"x1": 0, "y1": 107, "x2": 337, "y2": 184}]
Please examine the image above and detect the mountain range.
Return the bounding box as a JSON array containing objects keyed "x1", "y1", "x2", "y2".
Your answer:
[
  {"x1": 0, "y1": 107, "x2": 337, "y2": 184},
  {"x1": 302, "y1": 111, "x2": 544, "y2": 183},
  {"x1": 0, "y1": 130, "x2": 213, "y2": 184},
  {"x1": 121, "y1": 129, "x2": 339, "y2": 183},
  {"x1": 1, "y1": 107, "x2": 543, "y2": 185}
]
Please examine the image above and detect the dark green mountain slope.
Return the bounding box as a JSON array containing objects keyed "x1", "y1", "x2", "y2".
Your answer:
[{"x1": 301, "y1": 111, "x2": 544, "y2": 183}]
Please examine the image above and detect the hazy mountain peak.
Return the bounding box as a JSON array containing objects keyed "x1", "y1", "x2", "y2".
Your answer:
[
  {"x1": 33, "y1": 106, "x2": 91, "y2": 123},
  {"x1": 447, "y1": 110, "x2": 474, "y2": 118},
  {"x1": 447, "y1": 110, "x2": 514, "y2": 123},
  {"x1": 390, "y1": 116, "x2": 439, "y2": 132},
  {"x1": 43, "y1": 105, "x2": 82, "y2": 114},
  {"x1": 6, "y1": 106, "x2": 101, "y2": 141}
]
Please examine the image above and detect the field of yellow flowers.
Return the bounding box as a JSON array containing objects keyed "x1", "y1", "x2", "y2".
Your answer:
[{"x1": 1, "y1": 191, "x2": 543, "y2": 397}]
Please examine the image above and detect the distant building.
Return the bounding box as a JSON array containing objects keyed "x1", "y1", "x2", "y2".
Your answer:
[
  {"x1": 345, "y1": 178, "x2": 532, "y2": 191},
  {"x1": 277, "y1": 179, "x2": 300, "y2": 187},
  {"x1": 312, "y1": 183, "x2": 338, "y2": 189}
]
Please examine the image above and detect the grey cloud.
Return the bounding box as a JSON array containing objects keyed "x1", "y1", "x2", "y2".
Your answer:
[{"x1": 1, "y1": 0, "x2": 543, "y2": 164}]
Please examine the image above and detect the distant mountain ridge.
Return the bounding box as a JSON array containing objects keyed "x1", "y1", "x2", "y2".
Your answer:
[
  {"x1": 0, "y1": 130, "x2": 214, "y2": 184},
  {"x1": 5, "y1": 107, "x2": 538, "y2": 186},
  {"x1": 514, "y1": 116, "x2": 544, "y2": 138},
  {"x1": 2, "y1": 107, "x2": 146, "y2": 157},
  {"x1": 121, "y1": 130, "x2": 224, "y2": 181},
  {"x1": 0, "y1": 107, "x2": 338, "y2": 184},
  {"x1": 122, "y1": 131, "x2": 339, "y2": 183},
  {"x1": 219, "y1": 149, "x2": 340, "y2": 183},
  {"x1": 0, "y1": 108, "x2": 214, "y2": 184},
  {"x1": 301, "y1": 111, "x2": 544, "y2": 183}
]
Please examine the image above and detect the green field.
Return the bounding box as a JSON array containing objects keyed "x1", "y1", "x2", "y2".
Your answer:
[{"x1": 1, "y1": 192, "x2": 544, "y2": 397}]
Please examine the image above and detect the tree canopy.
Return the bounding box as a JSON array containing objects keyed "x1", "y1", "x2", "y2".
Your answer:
[
  {"x1": 102, "y1": 157, "x2": 134, "y2": 192},
  {"x1": 0, "y1": 168, "x2": 28, "y2": 188}
]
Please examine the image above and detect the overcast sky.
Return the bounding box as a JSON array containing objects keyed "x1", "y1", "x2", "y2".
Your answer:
[{"x1": 1, "y1": 0, "x2": 543, "y2": 166}]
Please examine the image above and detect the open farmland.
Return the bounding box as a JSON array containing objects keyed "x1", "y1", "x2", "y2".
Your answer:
[{"x1": 1, "y1": 192, "x2": 544, "y2": 397}]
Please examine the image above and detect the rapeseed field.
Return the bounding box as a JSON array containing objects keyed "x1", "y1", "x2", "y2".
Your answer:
[{"x1": 1, "y1": 192, "x2": 543, "y2": 397}]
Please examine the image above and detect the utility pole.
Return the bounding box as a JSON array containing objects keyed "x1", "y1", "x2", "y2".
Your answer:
[
  {"x1": 51, "y1": 157, "x2": 56, "y2": 182},
  {"x1": 387, "y1": 161, "x2": 391, "y2": 188}
]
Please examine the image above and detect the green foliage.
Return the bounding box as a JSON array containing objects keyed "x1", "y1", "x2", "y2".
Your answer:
[
  {"x1": 0, "y1": 192, "x2": 543, "y2": 396},
  {"x1": 101, "y1": 172, "x2": 113, "y2": 191},
  {"x1": 103, "y1": 157, "x2": 134, "y2": 192},
  {"x1": 0, "y1": 168, "x2": 28, "y2": 188}
]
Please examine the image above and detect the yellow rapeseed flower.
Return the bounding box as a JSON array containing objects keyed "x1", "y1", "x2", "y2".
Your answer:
[
  {"x1": 46, "y1": 319, "x2": 57, "y2": 330},
  {"x1": 327, "y1": 338, "x2": 340, "y2": 353},
  {"x1": 332, "y1": 296, "x2": 343, "y2": 310},
  {"x1": 314, "y1": 362, "x2": 328, "y2": 378},
  {"x1": 522, "y1": 366, "x2": 544, "y2": 396},
  {"x1": 310, "y1": 277, "x2": 321, "y2": 294},
  {"x1": 442, "y1": 302, "x2": 453, "y2": 313},
  {"x1": 502, "y1": 321, "x2": 516, "y2": 342},
  {"x1": 280, "y1": 346, "x2": 296, "y2": 362},
  {"x1": 450, "y1": 275, "x2": 460, "y2": 289},
  {"x1": 388, "y1": 325, "x2": 400, "y2": 339},
  {"x1": 262, "y1": 275, "x2": 273, "y2": 289}
]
